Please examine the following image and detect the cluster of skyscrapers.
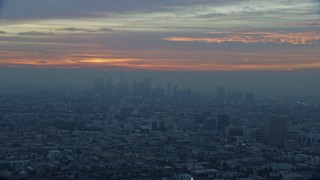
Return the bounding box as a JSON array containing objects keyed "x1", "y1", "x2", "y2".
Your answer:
[
  {"x1": 92, "y1": 76, "x2": 198, "y2": 100},
  {"x1": 93, "y1": 75, "x2": 152, "y2": 98},
  {"x1": 216, "y1": 86, "x2": 255, "y2": 103}
]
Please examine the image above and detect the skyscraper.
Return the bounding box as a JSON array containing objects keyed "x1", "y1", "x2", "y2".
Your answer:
[
  {"x1": 117, "y1": 73, "x2": 129, "y2": 97},
  {"x1": 132, "y1": 81, "x2": 138, "y2": 95},
  {"x1": 140, "y1": 77, "x2": 151, "y2": 96},
  {"x1": 217, "y1": 114, "x2": 230, "y2": 134},
  {"x1": 166, "y1": 82, "x2": 172, "y2": 98},
  {"x1": 244, "y1": 92, "x2": 255, "y2": 102},
  {"x1": 217, "y1": 86, "x2": 226, "y2": 102},
  {"x1": 105, "y1": 78, "x2": 113, "y2": 98},
  {"x1": 205, "y1": 117, "x2": 216, "y2": 130},
  {"x1": 269, "y1": 116, "x2": 287, "y2": 148},
  {"x1": 93, "y1": 77, "x2": 105, "y2": 96}
]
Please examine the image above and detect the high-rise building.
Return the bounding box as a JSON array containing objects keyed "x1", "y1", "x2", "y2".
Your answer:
[
  {"x1": 173, "y1": 85, "x2": 178, "y2": 97},
  {"x1": 93, "y1": 77, "x2": 105, "y2": 96},
  {"x1": 105, "y1": 78, "x2": 113, "y2": 97},
  {"x1": 217, "y1": 114, "x2": 230, "y2": 134},
  {"x1": 159, "y1": 121, "x2": 166, "y2": 130},
  {"x1": 117, "y1": 73, "x2": 129, "y2": 97},
  {"x1": 269, "y1": 116, "x2": 287, "y2": 148},
  {"x1": 204, "y1": 117, "x2": 216, "y2": 130},
  {"x1": 217, "y1": 86, "x2": 226, "y2": 102},
  {"x1": 152, "y1": 86, "x2": 165, "y2": 99},
  {"x1": 151, "y1": 121, "x2": 158, "y2": 131},
  {"x1": 137, "y1": 78, "x2": 151, "y2": 96},
  {"x1": 144, "y1": 77, "x2": 151, "y2": 96},
  {"x1": 132, "y1": 81, "x2": 138, "y2": 95},
  {"x1": 229, "y1": 90, "x2": 243, "y2": 102},
  {"x1": 244, "y1": 92, "x2": 255, "y2": 102},
  {"x1": 166, "y1": 82, "x2": 172, "y2": 98}
]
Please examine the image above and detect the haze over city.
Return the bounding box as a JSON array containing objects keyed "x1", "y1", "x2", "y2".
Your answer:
[{"x1": 0, "y1": 0, "x2": 320, "y2": 179}]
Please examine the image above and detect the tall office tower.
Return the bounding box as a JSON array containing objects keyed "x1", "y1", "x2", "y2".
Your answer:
[
  {"x1": 93, "y1": 77, "x2": 105, "y2": 96},
  {"x1": 132, "y1": 81, "x2": 138, "y2": 95},
  {"x1": 105, "y1": 78, "x2": 113, "y2": 97},
  {"x1": 123, "y1": 80, "x2": 129, "y2": 96},
  {"x1": 230, "y1": 90, "x2": 243, "y2": 102},
  {"x1": 117, "y1": 73, "x2": 129, "y2": 97},
  {"x1": 217, "y1": 86, "x2": 226, "y2": 102},
  {"x1": 205, "y1": 117, "x2": 216, "y2": 130},
  {"x1": 166, "y1": 82, "x2": 172, "y2": 98},
  {"x1": 269, "y1": 116, "x2": 287, "y2": 148},
  {"x1": 217, "y1": 114, "x2": 230, "y2": 134},
  {"x1": 120, "y1": 72, "x2": 124, "y2": 82},
  {"x1": 151, "y1": 121, "x2": 158, "y2": 131},
  {"x1": 140, "y1": 78, "x2": 151, "y2": 96},
  {"x1": 173, "y1": 85, "x2": 178, "y2": 97},
  {"x1": 314, "y1": 165, "x2": 320, "y2": 180},
  {"x1": 152, "y1": 86, "x2": 165, "y2": 99},
  {"x1": 244, "y1": 92, "x2": 255, "y2": 102},
  {"x1": 194, "y1": 113, "x2": 206, "y2": 125},
  {"x1": 145, "y1": 77, "x2": 151, "y2": 95},
  {"x1": 159, "y1": 121, "x2": 166, "y2": 130}
]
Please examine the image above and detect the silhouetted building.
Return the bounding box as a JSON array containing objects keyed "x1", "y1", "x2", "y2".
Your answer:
[
  {"x1": 152, "y1": 86, "x2": 165, "y2": 99},
  {"x1": 217, "y1": 114, "x2": 230, "y2": 134},
  {"x1": 151, "y1": 121, "x2": 158, "y2": 130},
  {"x1": 159, "y1": 121, "x2": 166, "y2": 130},
  {"x1": 269, "y1": 116, "x2": 287, "y2": 148},
  {"x1": 229, "y1": 90, "x2": 243, "y2": 102},
  {"x1": 150, "y1": 121, "x2": 166, "y2": 131},
  {"x1": 132, "y1": 81, "x2": 138, "y2": 95},
  {"x1": 166, "y1": 82, "x2": 172, "y2": 98},
  {"x1": 244, "y1": 92, "x2": 255, "y2": 102},
  {"x1": 93, "y1": 77, "x2": 105, "y2": 96},
  {"x1": 194, "y1": 113, "x2": 206, "y2": 125},
  {"x1": 173, "y1": 85, "x2": 178, "y2": 97},
  {"x1": 117, "y1": 74, "x2": 129, "y2": 97},
  {"x1": 105, "y1": 78, "x2": 113, "y2": 97},
  {"x1": 226, "y1": 126, "x2": 243, "y2": 137},
  {"x1": 217, "y1": 86, "x2": 226, "y2": 102},
  {"x1": 139, "y1": 78, "x2": 151, "y2": 96},
  {"x1": 314, "y1": 165, "x2": 320, "y2": 180},
  {"x1": 204, "y1": 117, "x2": 216, "y2": 130}
]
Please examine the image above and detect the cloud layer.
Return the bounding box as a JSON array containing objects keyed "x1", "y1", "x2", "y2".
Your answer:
[
  {"x1": 0, "y1": 0, "x2": 319, "y2": 71},
  {"x1": 164, "y1": 32, "x2": 320, "y2": 45}
]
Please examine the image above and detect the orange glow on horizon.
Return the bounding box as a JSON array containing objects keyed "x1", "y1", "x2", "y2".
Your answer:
[
  {"x1": 1, "y1": 57, "x2": 320, "y2": 71},
  {"x1": 1, "y1": 43, "x2": 319, "y2": 71},
  {"x1": 79, "y1": 58, "x2": 138, "y2": 64}
]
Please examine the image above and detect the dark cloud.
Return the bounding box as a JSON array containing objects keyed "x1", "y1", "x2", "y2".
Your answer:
[
  {"x1": 18, "y1": 31, "x2": 55, "y2": 36},
  {"x1": 293, "y1": 22, "x2": 320, "y2": 26},
  {"x1": 57, "y1": 27, "x2": 115, "y2": 33},
  {"x1": 1, "y1": 0, "x2": 245, "y2": 20},
  {"x1": 99, "y1": 28, "x2": 114, "y2": 32},
  {"x1": 57, "y1": 27, "x2": 92, "y2": 32}
]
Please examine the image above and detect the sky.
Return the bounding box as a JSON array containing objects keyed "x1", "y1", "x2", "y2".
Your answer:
[{"x1": 0, "y1": 0, "x2": 320, "y2": 71}]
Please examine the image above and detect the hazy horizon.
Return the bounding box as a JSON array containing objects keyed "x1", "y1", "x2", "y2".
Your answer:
[
  {"x1": 0, "y1": 67, "x2": 319, "y2": 96},
  {"x1": 1, "y1": 0, "x2": 320, "y2": 96},
  {"x1": 1, "y1": 1, "x2": 320, "y2": 179}
]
